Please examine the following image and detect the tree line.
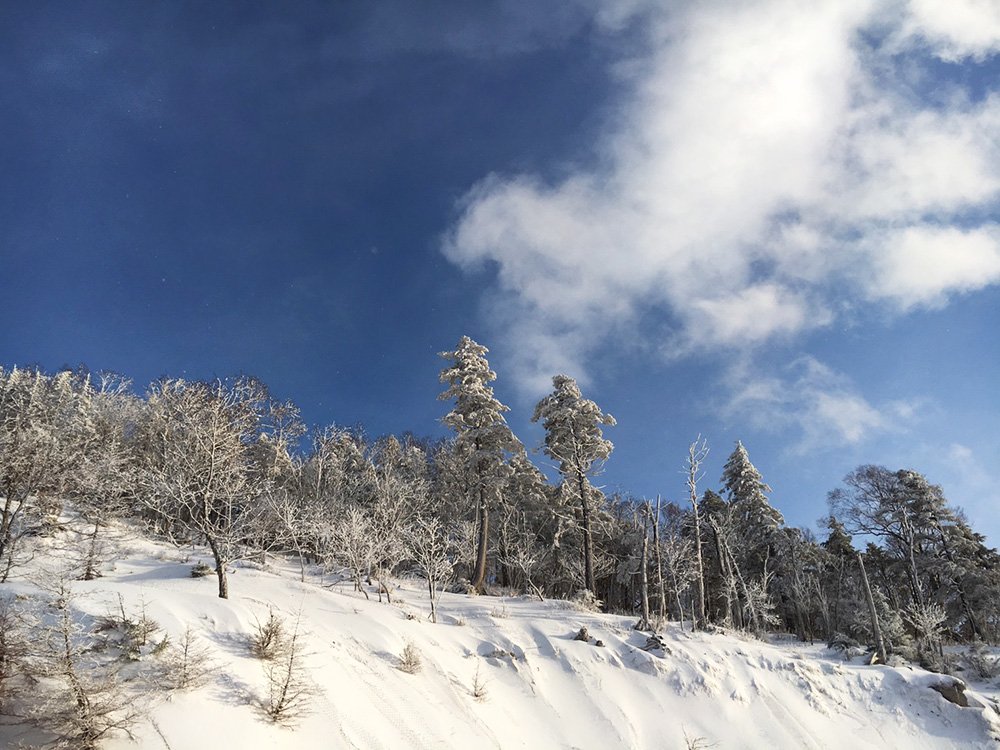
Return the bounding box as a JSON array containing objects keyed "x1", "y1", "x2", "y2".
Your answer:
[{"x1": 2, "y1": 336, "x2": 998, "y2": 667}]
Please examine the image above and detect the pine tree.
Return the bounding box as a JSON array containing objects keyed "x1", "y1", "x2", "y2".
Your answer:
[
  {"x1": 721, "y1": 440, "x2": 783, "y2": 532},
  {"x1": 532, "y1": 375, "x2": 615, "y2": 596},
  {"x1": 438, "y1": 337, "x2": 521, "y2": 593},
  {"x1": 719, "y1": 440, "x2": 783, "y2": 630}
]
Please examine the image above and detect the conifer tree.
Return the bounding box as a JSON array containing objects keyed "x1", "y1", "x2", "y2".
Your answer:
[
  {"x1": 721, "y1": 440, "x2": 783, "y2": 532},
  {"x1": 438, "y1": 337, "x2": 521, "y2": 592},
  {"x1": 532, "y1": 375, "x2": 615, "y2": 596}
]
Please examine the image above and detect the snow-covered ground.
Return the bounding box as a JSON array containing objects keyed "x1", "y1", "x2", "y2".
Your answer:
[{"x1": 3, "y1": 529, "x2": 1000, "y2": 750}]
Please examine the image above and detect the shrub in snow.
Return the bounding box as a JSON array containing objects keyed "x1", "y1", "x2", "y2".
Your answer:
[
  {"x1": 682, "y1": 728, "x2": 718, "y2": 749},
  {"x1": 827, "y1": 632, "x2": 860, "y2": 654},
  {"x1": 905, "y1": 601, "x2": 948, "y2": 668},
  {"x1": 190, "y1": 561, "x2": 213, "y2": 578},
  {"x1": 95, "y1": 594, "x2": 161, "y2": 662},
  {"x1": 28, "y1": 577, "x2": 147, "y2": 750},
  {"x1": 263, "y1": 614, "x2": 313, "y2": 726},
  {"x1": 850, "y1": 587, "x2": 911, "y2": 659},
  {"x1": 471, "y1": 662, "x2": 488, "y2": 701},
  {"x1": 965, "y1": 642, "x2": 999, "y2": 679},
  {"x1": 398, "y1": 642, "x2": 422, "y2": 674},
  {"x1": 569, "y1": 589, "x2": 603, "y2": 612},
  {"x1": 250, "y1": 609, "x2": 287, "y2": 661},
  {"x1": 160, "y1": 625, "x2": 215, "y2": 691}
]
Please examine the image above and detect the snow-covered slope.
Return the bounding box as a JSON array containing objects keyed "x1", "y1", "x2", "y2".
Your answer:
[{"x1": 5, "y1": 533, "x2": 1000, "y2": 750}]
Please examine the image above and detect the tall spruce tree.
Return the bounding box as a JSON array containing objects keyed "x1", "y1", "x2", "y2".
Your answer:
[
  {"x1": 438, "y1": 336, "x2": 521, "y2": 593},
  {"x1": 532, "y1": 375, "x2": 615, "y2": 596},
  {"x1": 719, "y1": 440, "x2": 783, "y2": 629},
  {"x1": 721, "y1": 440, "x2": 783, "y2": 533}
]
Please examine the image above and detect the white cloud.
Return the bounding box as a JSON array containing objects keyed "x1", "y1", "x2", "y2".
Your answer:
[
  {"x1": 723, "y1": 356, "x2": 916, "y2": 452},
  {"x1": 897, "y1": 0, "x2": 1000, "y2": 61},
  {"x1": 443, "y1": 0, "x2": 1000, "y2": 397},
  {"x1": 865, "y1": 224, "x2": 1000, "y2": 309},
  {"x1": 690, "y1": 284, "x2": 827, "y2": 347}
]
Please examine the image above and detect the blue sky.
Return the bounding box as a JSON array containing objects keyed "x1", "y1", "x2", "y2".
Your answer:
[{"x1": 3, "y1": 1, "x2": 999, "y2": 543}]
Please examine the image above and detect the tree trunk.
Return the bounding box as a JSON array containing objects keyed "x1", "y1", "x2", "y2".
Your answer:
[
  {"x1": 639, "y1": 507, "x2": 651, "y2": 629},
  {"x1": 691, "y1": 504, "x2": 706, "y2": 629},
  {"x1": 900, "y1": 509, "x2": 924, "y2": 608},
  {"x1": 577, "y1": 472, "x2": 596, "y2": 595},
  {"x1": 652, "y1": 496, "x2": 667, "y2": 619},
  {"x1": 708, "y1": 518, "x2": 735, "y2": 627},
  {"x1": 207, "y1": 535, "x2": 229, "y2": 599},
  {"x1": 0, "y1": 533, "x2": 18, "y2": 583},
  {"x1": 471, "y1": 486, "x2": 489, "y2": 593},
  {"x1": 82, "y1": 519, "x2": 101, "y2": 581},
  {"x1": 857, "y1": 552, "x2": 887, "y2": 664},
  {"x1": 0, "y1": 492, "x2": 24, "y2": 570}
]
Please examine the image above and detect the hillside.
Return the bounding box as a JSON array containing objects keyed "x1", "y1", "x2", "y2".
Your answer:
[{"x1": 2, "y1": 527, "x2": 999, "y2": 750}]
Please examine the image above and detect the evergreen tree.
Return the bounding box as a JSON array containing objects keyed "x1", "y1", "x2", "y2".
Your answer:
[
  {"x1": 721, "y1": 440, "x2": 783, "y2": 532},
  {"x1": 438, "y1": 336, "x2": 521, "y2": 592},
  {"x1": 718, "y1": 440, "x2": 784, "y2": 631},
  {"x1": 532, "y1": 375, "x2": 615, "y2": 596}
]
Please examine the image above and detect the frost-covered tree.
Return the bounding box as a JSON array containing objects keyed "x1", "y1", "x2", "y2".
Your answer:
[
  {"x1": 438, "y1": 337, "x2": 521, "y2": 592},
  {"x1": 329, "y1": 506, "x2": 377, "y2": 597},
  {"x1": 406, "y1": 516, "x2": 454, "y2": 622},
  {"x1": 684, "y1": 437, "x2": 709, "y2": 629},
  {"x1": 69, "y1": 373, "x2": 142, "y2": 581},
  {"x1": 246, "y1": 397, "x2": 306, "y2": 565},
  {"x1": 721, "y1": 440, "x2": 783, "y2": 534},
  {"x1": 721, "y1": 440, "x2": 783, "y2": 590},
  {"x1": 29, "y1": 576, "x2": 145, "y2": 749},
  {"x1": 830, "y1": 466, "x2": 999, "y2": 642},
  {"x1": 656, "y1": 504, "x2": 699, "y2": 627},
  {"x1": 295, "y1": 426, "x2": 370, "y2": 564},
  {"x1": 496, "y1": 454, "x2": 549, "y2": 591},
  {"x1": 0, "y1": 368, "x2": 92, "y2": 579},
  {"x1": 532, "y1": 375, "x2": 615, "y2": 596},
  {"x1": 138, "y1": 377, "x2": 273, "y2": 599}
]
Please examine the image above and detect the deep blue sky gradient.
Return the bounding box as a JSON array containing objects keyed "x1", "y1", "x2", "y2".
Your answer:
[{"x1": 3, "y1": 2, "x2": 998, "y2": 542}]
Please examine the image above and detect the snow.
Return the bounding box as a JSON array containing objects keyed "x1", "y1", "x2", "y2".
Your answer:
[{"x1": 4, "y1": 530, "x2": 1000, "y2": 750}]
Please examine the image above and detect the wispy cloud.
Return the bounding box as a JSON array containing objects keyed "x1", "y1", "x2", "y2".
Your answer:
[
  {"x1": 722, "y1": 356, "x2": 919, "y2": 453},
  {"x1": 893, "y1": 0, "x2": 1000, "y2": 62},
  {"x1": 443, "y1": 0, "x2": 1000, "y2": 408}
]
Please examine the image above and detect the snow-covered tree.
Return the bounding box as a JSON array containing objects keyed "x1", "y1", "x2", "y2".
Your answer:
[
  {"x1": 138, "y1": 377, "x2": 272, "y2": 599},
  {"x1": 531, "y1": 375, "x2": 615, "y2": 596},
  {"x1": 329, "y1": 506, "x2": 377, "y2": 597},
  {"x1": 830, "y1": 465, "x2": 1000, "y2": 642},
  {"x1": 68, "y1": 373, "x2": 142, "y2": 580},
  {"x1": 721, "y1": 440, "x2": 783, "y2": 591},
  {"x1": 685, "y1": 437, "x2": 709, "y2": 629},
  {"x1": 438, "y1": 336, "x2": 521, "y2": 592},
  {"x1": 721, "y1": 440, "x2": 783, "y2": 533},
  {"x1": 0, "y1": 367, "x2": 92, "y2": 579},
  {"x1": 406, "y1": 516, "x2": 454, "y2": 622},
  {"x1": 296, "y1": 426, "x2": 370, "y2": 563}
]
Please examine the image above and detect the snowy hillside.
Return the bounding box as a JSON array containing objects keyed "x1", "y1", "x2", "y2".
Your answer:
[{"x1": 2, "y1": 528, "x2": 999, "y2": 750}]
